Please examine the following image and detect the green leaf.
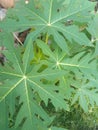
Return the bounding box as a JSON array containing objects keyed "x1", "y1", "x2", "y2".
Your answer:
[
  {"x1": 50, "y1": 126, "x2": 68, "y2": 130},
  {"x1": 72, "y1": 81, "x2": 98, "y2": 112},
  {"x1": 0, "y1": 0, "x2": 95, "y2": 52},
  {"x1": 79, "y1": 92, "x2": 88, "y2": 112},
  {"x1": 0, "y1": 0, "x2": 98, "y2": 129},
  {"x1": 87, "y1": 14, "x2": 98, "y2": 39},
  {"x1": 0, "y1": 36, "x2": 68, "y2": 129},
  {"x1": 23, "y1": 39, "x2": 33, "y2": 74},
  {"x1": 0, "y1": 101, "x2": 8, "y2": 130}
]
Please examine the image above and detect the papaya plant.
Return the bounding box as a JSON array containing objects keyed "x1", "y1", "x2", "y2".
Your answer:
[{"x1": 0, "y1": 0, "x2": 98, "y2": 130}]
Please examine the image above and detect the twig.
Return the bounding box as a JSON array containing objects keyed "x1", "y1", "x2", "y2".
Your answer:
[{"x1": 13, "y1": 32, "x2": 23, "y2": 45}]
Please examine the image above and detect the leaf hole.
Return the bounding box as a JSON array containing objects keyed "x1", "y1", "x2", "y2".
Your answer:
[
  {"x1": 55, "y1": 80, "x2": 60, "y2": 86},
  {"x1": 54, "y1": 90, "x2": 59, "y2": 93},
  {"x1": 25, "y1": 0, "x2": 29, "y2": 4},
  {"x1": 40, "y1": 78, "x2": 49, "y2": 84},
  {"x1": 57, "y1": 8, "x2": 60, "y2": 12},
  {"x1": 35, "y1": 114, "x2": 44, "y2": 121},
  {"x1": 0, "y1": 53, "x2": 6, "y2": 66},
  {"x1": 65, "y1": 20, "x2": 73, "y2": 26}
]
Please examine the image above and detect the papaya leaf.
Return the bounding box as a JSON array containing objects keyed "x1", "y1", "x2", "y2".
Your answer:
[
  {"x1": 0, "y1": 36, "x2": 68, "y2": 129},
  {"x1": 0, "y1": 0, "x2": 95, "y2": 52}
]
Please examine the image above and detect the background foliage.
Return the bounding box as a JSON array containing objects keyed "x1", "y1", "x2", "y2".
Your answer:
[{"x1": 0, "y1": 0, "x2": 98, "y2": 130}]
